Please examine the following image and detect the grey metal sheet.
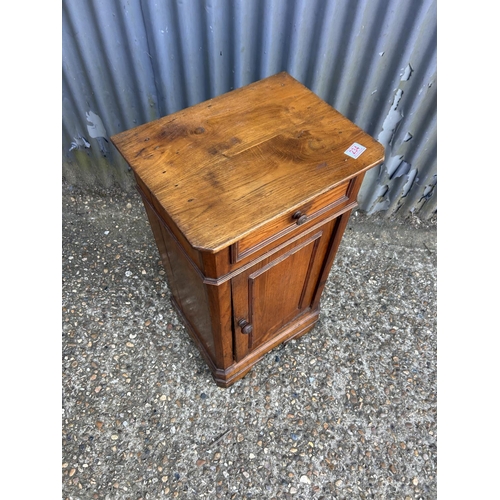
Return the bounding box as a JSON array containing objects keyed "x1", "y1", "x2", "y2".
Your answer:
[{"x1": 62, "y1": 0, "x2": 437, "y2": 219}]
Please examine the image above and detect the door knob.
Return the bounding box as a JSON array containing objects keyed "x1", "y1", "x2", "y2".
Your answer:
[
  {"x1": 292, "y1": 211, "x2": 308, "y2": 225},
  {"x1": 238, "y1": 319, "x2": 253, "y2": 334}
]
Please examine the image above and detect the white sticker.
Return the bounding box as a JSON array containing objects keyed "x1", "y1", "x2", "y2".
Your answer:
[{"x1": 344, "y1": 142, "x2": 366, "y2": 159}]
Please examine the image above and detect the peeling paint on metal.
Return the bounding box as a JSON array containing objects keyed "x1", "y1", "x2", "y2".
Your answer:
[
  {"x1": 85, "y1": 111, "x2": 110, "y2": 156},
  {"x1": 377, "y1": 89, "x2": 404, "y2": 148},
  {"x1": 400, "y1": 64, "x2": 413, "y2": 81},
  {"x1": 392, "y1": 160, "x2": 411, "y2": 179},
  {"x1": 69, "y1": 135, "x2": 90, "y2": 152},
  {"x1": 86, "y1": 111, "x2": 107, "y2": 139}
]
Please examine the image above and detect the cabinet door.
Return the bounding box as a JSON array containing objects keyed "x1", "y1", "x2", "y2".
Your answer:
[{"x1": 231, "y1": 220, "x2": 335, "y2": 361}]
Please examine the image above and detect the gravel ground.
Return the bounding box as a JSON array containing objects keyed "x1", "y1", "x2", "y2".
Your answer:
[{"x1": 62, "y1": 182, "x2": 437, "y2": 500}]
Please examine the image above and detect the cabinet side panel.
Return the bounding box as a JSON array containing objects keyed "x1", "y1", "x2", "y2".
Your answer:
[
  {"x1": 141, "y1": 202, "x2": 180, "y2": 298},
  {"x1": 134, "y1": 175, "x2": 178, "y2": 293},
  {"x1": 135, "y1": 177, "x2": 217, "y2": 363},
  {"x1": 311, "y1": 173, "x2": 366, "y2": 309},
  {"x1": 135, "y1": 175, "x2": 204, "y2": 270},
  {"x1": 162, "y1": 226, "x2": 216, "y2": 362},
  {"x1": 134, "y1": 175, "x2": 193, "y2": 319},
  {"x1": 311, "y1": 210, "x2": 352, "y2": 310}
]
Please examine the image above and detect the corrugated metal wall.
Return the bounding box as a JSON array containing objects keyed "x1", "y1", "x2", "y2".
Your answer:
[{"x1": 62, "y1": 0, "x2": 436, "y2": 219}]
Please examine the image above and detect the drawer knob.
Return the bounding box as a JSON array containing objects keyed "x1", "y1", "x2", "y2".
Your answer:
[
  {"x1": 238, "y1": 319, "x2": 253, "y2": 335},
  {"x1": 292, "y1": 211, "x2": 308, "y2": 225}
]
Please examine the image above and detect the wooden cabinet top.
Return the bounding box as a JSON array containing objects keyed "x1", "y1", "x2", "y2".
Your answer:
[{"x1": 111, "y1": 72, "x2": 384, "y2": 253}]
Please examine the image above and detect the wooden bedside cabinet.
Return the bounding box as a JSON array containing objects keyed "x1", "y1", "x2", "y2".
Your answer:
[{"x1": 111, "y1": 72, "x2": 384, "y2": 387}]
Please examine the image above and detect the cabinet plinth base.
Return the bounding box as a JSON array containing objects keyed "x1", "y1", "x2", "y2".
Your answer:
[{"x1": 171, "y1": 296, "x2": 320, "y2": 387}]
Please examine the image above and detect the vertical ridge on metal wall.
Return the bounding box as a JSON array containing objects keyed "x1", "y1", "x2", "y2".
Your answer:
[{"x1": 62, "y1": 0, "x2": 436, "y2": 219}]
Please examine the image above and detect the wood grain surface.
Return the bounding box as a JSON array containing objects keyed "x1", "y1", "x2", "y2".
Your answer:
[{"x1": 111, "y1": 72, "x2": 384, "y2": 253}]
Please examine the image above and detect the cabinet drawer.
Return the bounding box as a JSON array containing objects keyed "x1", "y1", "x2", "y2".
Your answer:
[{"x1": 231, "y1": 179, "x2": 352, "y2": 263}]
